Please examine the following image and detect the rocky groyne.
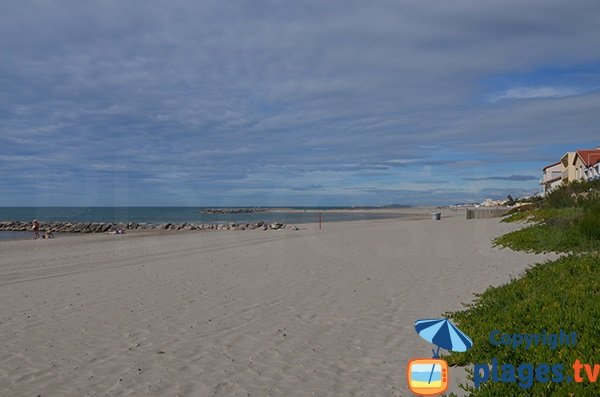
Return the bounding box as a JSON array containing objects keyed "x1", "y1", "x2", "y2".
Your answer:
[
  {"x1": 201, "y1": 208, "x2": 270, "y2": 214},
  {"x1": 0, "y1": 220, "x2": 286, "y2": 233}
]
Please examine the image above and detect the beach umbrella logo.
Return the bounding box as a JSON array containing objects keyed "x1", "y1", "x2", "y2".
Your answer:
[{"x1": 407, "y1": 317, "x2": 473, "y2": 396}]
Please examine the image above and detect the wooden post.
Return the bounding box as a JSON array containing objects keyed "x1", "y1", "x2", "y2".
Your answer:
[{"x1": 319, "y1": 212, "x2": 322, "y2": 230}]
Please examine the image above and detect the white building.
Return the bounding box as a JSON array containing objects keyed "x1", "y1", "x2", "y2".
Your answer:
[
  {"x1": 540, "y1": 161, "x2": 563, "y2": 194},
  {"x1": 584, "y1": 161, "x2": 600, "y2": 181},
  {"x1": 572, "y1": 148, "x2": 600, "y2": 181}
]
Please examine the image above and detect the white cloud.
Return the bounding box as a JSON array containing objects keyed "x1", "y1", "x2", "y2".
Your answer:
[{"x1": 490, "y1": 86, "x2": 589, "y2": 102}]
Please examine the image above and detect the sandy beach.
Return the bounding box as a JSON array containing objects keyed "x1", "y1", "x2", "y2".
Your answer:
[{"x1": 0, "y1": 208, "x2": 553, "y2": 396}]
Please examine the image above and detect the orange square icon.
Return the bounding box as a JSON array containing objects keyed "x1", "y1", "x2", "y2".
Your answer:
[{"x1": 407, "y1": 358, "x2": 448, "y2": 396}]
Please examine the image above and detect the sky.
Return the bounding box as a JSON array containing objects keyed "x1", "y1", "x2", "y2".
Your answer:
[{"x1": 1, "y1": 0, "x2": 599, "y2": 206}]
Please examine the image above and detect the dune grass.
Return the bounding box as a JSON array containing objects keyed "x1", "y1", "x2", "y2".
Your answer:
[{"x1": 496, "y1": 203, "x2": 599, "y2": 254}]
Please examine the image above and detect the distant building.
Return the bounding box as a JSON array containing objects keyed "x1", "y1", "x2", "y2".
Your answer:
[{"x1": 540, "y1": 161, "x2": 563, "y2": 194}]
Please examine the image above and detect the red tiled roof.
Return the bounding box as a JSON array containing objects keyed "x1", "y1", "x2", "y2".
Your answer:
[{"x1": 573, "y1": 149, "x2": 600, "y2": 167}]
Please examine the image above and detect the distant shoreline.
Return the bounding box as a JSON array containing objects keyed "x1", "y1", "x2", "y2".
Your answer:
[
  {"x1": 0, "y1": 207, "x2": 457, "y2": 241},
  {"x1": 0, "y1": 206, "x2": 435, "y2": 226}
]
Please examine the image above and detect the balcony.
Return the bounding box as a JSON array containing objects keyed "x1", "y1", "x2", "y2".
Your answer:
[{"x1": 584, "y1": 164, "x2": 600, "y2": 181}]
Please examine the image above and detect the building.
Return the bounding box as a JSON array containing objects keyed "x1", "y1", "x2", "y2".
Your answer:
[
  {"x1": 541, "y1": 147, "x2": 600, "y2": 195},
  {"x1": 584, "y1": 162, "x2": 600, "y2": 181},
  {"x1": 540, "y1": 161, "x2": 563, "y2": 194},
  {"x1": 559, "y1": 152, "x2": 577, "y2": 183},
  {"x1": 573, "y1": 148, "x2": 600, "y2": 181}
]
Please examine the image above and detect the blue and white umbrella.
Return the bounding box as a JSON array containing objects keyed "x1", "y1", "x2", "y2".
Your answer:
[
  {"x1": 415, "y1": 318, "x2": 473, "y2": 355},
  {"x1": 414, "y1": 318, "x2": 473, "y2": 384}
]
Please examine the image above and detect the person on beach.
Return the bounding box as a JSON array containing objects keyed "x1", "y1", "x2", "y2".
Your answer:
[
  {"x1": 43, "y1": 229, "x2": 54, "y2": 239},
  {"x1": 32, "y1": 219, "x2": 40, "y2": 239}
]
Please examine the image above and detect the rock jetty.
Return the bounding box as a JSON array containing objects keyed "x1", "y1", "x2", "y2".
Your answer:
[
  {"x1": 201, "y1": 208, "x2": 270, "y2": 214},
  {"x1": 0, "y1": 220, "x2": 286, "y2": 233}
]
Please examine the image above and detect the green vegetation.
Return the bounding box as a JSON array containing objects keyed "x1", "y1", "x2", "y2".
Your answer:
[
  {"x1": 497, "y1": 220, "x2": 600, "y2": 254},
  {"x1": 496, "y1": 181, "x2": 600, "y2": 254},
  {"x1": 579, "y1": 201, "x2": 600, "y2": 241},
  {"x1": 445, "y1": 254, "x2": 600, "y2": 396},
  {"x1": 502, "y1": 207, "x2": 581, "y2": 225},
  {"x1": 443, "y1": 181, "x2": 600, "y2": 396},
  {"x1": 543, "y1": 180, "x2": 600, "y2": 209}
]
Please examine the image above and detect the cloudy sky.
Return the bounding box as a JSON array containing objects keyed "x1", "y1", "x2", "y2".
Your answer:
[{"x1": 1, "y1": 0, "x2": 599, "y2": 206}]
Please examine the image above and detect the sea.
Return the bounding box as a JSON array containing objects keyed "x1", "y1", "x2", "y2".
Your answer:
[{"x1": 0, "y1": 207, "x2": 411, "y2": 241}]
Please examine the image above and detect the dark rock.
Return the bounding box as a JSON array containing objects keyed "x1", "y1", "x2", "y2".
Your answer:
[{"x1": 0, "y1": 219, "x2": 286, "y2": 234}]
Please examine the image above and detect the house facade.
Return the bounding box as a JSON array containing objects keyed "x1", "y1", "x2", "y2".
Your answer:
[
  {"x1": 559, "y1": 152, "x2": 577, "y2": 183},
  {"x1": 540, "y1": 162, "x2": 563, "y2": 194},
  {"x1": 573, "y1": 148, "x2": 600, "y2": 181}
]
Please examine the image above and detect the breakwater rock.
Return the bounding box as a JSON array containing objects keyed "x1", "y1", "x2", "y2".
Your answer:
[
  {"x1": 201, "y1": 208, "x2": 270, "y2": 214},
  {"x1": 0, "y1": 220, "x2": 286, "y2": 233}
]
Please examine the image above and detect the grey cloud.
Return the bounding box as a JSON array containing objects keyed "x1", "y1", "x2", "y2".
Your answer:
[
  {"x1": 489, "y1": 86, "x2": 594, "y2": 102},
  {"x1": 1, "y1": 0, "x2": 599, "y2": 205},
  {"x1": 464, "y1": 175, "x2": 539, "y2": 181}
]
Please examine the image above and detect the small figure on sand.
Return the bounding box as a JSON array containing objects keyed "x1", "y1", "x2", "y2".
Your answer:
[
  {"x1": 107, "y1": 227, "x2": 126, "y2": 235},
  {"x1": 43, "y1": 229, "x2": 54, "y2": 239},
  {"x1": 32, "y1": 219, "x2": 40, "y2": 239}
]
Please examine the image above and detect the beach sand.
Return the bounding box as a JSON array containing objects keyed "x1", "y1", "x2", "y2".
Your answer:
[{"x1": 0, "y1": 208, "x2": 553, "y2": 396}]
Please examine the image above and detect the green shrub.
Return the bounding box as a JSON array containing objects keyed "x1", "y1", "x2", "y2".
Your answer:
[
  {"x1": 544, "y1": 180, "x2": 600, "y2": 209},
  {"x1": 444, "y1": 254, "x2": 600, "y2": 396},
  {"x1": 495, "y1": 207, "x2": 598, "y2": 253},
  {"x1": 501, "y1": 203, "x2": 543, "y2": 223},
  {"x1": 501, "y1": 211, "x2": 528, "y2": 223},
  {"x1": 579, "y1": 200, "x2": 600, "y2": 241},
  {"x1": 494, "y1": 224, "x2": 596, "y2": 253},
  {"x1": 517, "y1": 195, "x2": 543, "y2": 204},
  {"x1": 544, "y1": 187, "x2": 576, "y2": 208}
]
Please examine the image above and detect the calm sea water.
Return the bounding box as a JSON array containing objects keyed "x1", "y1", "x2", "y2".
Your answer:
[{"x1": 0, "y1": 207, "x2": 410, "y2": 241}]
